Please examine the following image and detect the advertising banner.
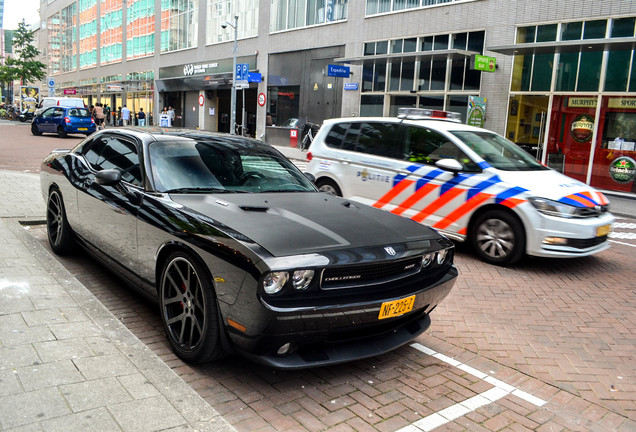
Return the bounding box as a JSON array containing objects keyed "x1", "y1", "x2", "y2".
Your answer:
[
  {"x1": 467, "y1": 96, "x2": 486, "y2": 128},
  {"x1": 20, "y1": 86, "x2": 39, "y2": 113}
]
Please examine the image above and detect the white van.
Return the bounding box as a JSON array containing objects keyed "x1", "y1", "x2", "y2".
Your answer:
[
  {"x1": 306, "y1": 108, "x2": 615, "y2": 265},
  {"x1": 36, "y1": 97, "x2": 85, "y2": 113}
]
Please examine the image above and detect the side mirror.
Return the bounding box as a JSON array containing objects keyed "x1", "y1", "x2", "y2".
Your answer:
[
  {"x1": 303, "y1": 172, "x2": 316, "y2": 183},
  {"x1": 95, "y1": 169, "x2": 122, "y2": 186},
  {"x1": 435, "y1": 158, "x2": 463, "y2": 174}
]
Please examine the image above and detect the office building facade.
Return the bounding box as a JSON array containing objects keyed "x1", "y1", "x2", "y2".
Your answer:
[{"x1": 38, "y1": 0, "x2": 636, "y2": 194}]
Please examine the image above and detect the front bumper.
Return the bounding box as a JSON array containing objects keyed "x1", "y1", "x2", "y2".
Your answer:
[
  {"x1": 226, "y1": 266, "x2": 457, "y2": 369},
  {"x1": 523, "y1": 205, "x2": 615, "y2": 258}
]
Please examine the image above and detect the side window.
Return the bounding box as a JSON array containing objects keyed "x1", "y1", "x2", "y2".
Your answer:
[
  {"x1": 53, "y1": 108, "x2": 65, "y2": 117},
  {"x1": 355, "y1": 122, "x2": 402, "y2": 159},
  {"x1": 405, "y1": 126, "x2": 480, "y2": 172},
  {"x1": 324, "y1": 123, "x2": 349, "y2": 149},
  {"x1": 81, "y1": 137, "x2": 142, "y2": 186},
  {"x1": 42, "y1": 108, "x2": 55, "y2": 118}
]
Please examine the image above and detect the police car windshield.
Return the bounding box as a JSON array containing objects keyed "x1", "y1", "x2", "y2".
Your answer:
[{"x1": 450, "y1": 131, "x2": 548, "y2": 171}]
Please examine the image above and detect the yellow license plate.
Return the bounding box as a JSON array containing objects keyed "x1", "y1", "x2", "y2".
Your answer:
[
  {"x1": 596, "y1": 224, "x2": 611, "y2": 237},
  {"x1": 78, "y1": 128, "x2": 88, "y2": 131},
  {"x1": 378, "y1": 295, "x2": 416, "y2": 320}
]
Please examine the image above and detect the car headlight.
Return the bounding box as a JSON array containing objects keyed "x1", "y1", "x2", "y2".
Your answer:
[
  {"x1": 436, "y1": 249, "x2": 448, "y2": 265},
  {"x1": 292, "y1": 270, "x2": 314, "y2": 290},
  {"x1": 422, "y1": 253, "x2": 435, "y2": 268},
  {"x1": 263, "y1": 272, "x2": 289, "y2": 294},
  {"x1": 528, "y1": 197, "x2": 578, "y2": 219}
]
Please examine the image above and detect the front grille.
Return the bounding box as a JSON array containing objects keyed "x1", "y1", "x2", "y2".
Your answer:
[
  {"x1": 321, "y1": 256, "x2": 422, "y2": 290},
  {"x1": 575, "y1": 205, "x2": 609, "y2": 218},
  {"x1": 568, "y1": 235, "x2": 608, "y2": 249}
]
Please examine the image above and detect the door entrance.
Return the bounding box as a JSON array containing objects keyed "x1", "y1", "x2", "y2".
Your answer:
[{"x1": 546, "y1": 95, "x2": 597, "y2": 182}]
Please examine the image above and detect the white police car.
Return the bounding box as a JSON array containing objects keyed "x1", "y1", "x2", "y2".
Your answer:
[{"x1": 306, "y1": 108, "x2": 614, "y2": 265}]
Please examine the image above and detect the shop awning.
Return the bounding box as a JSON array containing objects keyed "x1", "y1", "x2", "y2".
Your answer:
[
  {"x1": 334, "y1": 49, "x2": 479, "y2": 64},
  {"x1": 488, "y1": 36, "x2": 636, "y2": 56}
]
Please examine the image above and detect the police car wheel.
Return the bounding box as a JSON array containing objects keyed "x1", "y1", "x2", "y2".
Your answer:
[
  {"x1": 470, "y1": 210, "x2": 525, "y2": 266},
  {"x1": 316, "y1": 179, "x2": 342, "y2": 196}
]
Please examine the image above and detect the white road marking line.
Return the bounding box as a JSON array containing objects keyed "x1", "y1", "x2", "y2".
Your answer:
[
  {"x1": 611, "y1": 222, "x2": 636, "y2": 229},
  {"x1": 401, "y1": 343, "x2": 548, "y2": 431},
  {"x1": 609, "y1": 240, "x2": 636, "y2": 248},
  {"x1": 609, "y1": 232, "x2": 636, "y2": 239}
]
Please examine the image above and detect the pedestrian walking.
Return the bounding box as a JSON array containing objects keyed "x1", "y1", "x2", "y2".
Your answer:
[
  {"x1": 137, "y1": 107, "x2": 146, "y2": 126},
  {"x1": 168, "y1": 106, "x2": 175, "y2": 126},
  {"x1": 121, "y1": 105, "x2": 131, "y2": 126},
  {"x1": 104, "y1": 104, "x2": 111, "y2": 124},
  {"x1": 94, "y1": 103, "x2": 105, "y2": 130}
]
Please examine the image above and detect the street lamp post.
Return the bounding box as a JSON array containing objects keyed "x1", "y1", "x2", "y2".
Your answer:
[{"x1": 222, "y1": 16, "x2": 239, "y2": 135}]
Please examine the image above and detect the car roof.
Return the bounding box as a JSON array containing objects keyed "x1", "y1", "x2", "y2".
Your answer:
[
  {"x1": 93, "y1": 127, "x2": 273, "y2": 147},
  {"x1": 321, "y1": 116, "x2": 492, "y2": 134}
]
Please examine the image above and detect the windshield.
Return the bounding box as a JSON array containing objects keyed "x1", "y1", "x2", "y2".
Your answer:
[
  {"x1": 149, "y1": 137, "x2": 317, "y2": 194},
  {"x1": 451, "y1": 130, "x2": 548, "y2": 171}
]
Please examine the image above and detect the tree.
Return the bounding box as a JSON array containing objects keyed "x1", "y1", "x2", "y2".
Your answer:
[{"x1": 0, "y1": 20, "x2": 47, "y2": 86}]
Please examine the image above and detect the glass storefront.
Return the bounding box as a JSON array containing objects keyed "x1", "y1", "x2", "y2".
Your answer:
[{"x1": 506, "y1": 17, "x2": 636, "y2": 194}]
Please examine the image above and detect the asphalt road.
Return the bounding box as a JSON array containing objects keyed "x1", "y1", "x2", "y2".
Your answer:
[{"x1": 3, "y1": 119, "x2": 636, "y2": 431}]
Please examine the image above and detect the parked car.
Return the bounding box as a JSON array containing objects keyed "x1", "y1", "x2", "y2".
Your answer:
[
  {"x1": 36, "y1": 97, "x2": 86, "y2": 114},
  {"x1": 32, "y1": 106, "x2": 96, "y2": 137},
  {"x1": 40, "y1": 128, "x2": 457, "y2": 368},
  {"x1": 306, "y1": 108, "x2": 615, "y2": 266}
]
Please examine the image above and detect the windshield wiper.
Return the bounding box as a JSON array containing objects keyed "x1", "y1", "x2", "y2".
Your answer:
[{"x1": 163, "y1": 187, "x2": 232, "y2": 194}]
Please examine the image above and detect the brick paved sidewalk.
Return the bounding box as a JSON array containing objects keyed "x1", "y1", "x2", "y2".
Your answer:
[{"x1": 0, "y1": 170, "x2": 234, "y2": 431}]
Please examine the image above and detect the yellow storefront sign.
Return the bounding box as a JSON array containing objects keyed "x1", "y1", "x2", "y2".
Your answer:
[
  {"x1": 568, "y1": 97, "x2": 597, "y2": 108},
  {"x1": 607, "y1": 98, "x2": 636, "y2": 109}
]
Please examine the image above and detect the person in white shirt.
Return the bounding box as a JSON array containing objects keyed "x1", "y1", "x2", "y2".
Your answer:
[{"x1": 121, "y1": 105, "x2": 131, "y2": 126}]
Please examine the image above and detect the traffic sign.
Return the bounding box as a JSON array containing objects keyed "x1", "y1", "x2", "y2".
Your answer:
[
  {"x1": 236, "y1": 63, "x2": 249, "y2": 82},
  {"x1": 47, "y1": 78, "x2": 55, "y2": 88}
]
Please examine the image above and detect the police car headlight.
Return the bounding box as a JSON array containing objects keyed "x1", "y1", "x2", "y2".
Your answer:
[
  {"x1": 263, "y1": 272, "x2": 289, "y2": 294},
  {"x1": 528, "y1": 197, "x2": 578, "y2": 219}
]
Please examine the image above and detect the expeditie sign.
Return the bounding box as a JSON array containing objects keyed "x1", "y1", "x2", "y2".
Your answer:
[
  {"x1": 472, "y1": 55, "x2": 496, "y2": 72},
  {"x1": 570, "y1": 114, "x2": 595, "y2": 143},
  {"x1": 327, "y1": 64, "x2": 350, "y2": 77}
]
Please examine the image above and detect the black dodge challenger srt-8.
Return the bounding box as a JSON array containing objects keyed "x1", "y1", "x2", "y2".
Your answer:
[{"x1": 40, "y1": 127, "x2": 457, "y2": 369}]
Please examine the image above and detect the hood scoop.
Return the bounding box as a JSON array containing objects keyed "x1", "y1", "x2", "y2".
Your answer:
[{"x1": 239, "y1": 205, "x2": 269, "y2": 212}]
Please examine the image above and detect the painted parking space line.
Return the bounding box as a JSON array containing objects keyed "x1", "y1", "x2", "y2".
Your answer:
[{"x1": 398, "y1": 343, "x2": 547, "y2": 432}]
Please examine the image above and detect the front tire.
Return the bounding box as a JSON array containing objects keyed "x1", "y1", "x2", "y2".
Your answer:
[
  {"x1": 159, "y1": 251, "x2": 224, "y2": 363},
  {"x1": 316, "y1": 178, "x2": 342, "y2": 196},
  {"x1": 31, "y1": 123, "x2": 42, "y2": 136},
  {"x1": 470, "y1": 210, "x2": 525, "y2": 266},
  {"x1": 46, "y1": 188, "x2": 74, "y2": 254}
]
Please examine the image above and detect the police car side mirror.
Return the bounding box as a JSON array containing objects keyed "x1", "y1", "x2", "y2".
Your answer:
[{"x1": 435, "y1": 158, "x2": 463, "y2": 174}]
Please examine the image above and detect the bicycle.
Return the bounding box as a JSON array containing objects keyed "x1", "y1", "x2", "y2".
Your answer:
[{"x1": 300, "y1": 122, "x2": 320, "y2": 151}]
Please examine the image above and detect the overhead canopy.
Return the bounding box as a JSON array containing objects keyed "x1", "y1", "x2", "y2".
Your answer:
[
  {"x1": 335, "y1": 49, "x2": 479, "y2": 64},
  {"x1": 488, "y1": 36, "x2": 636, "y2": 55}
]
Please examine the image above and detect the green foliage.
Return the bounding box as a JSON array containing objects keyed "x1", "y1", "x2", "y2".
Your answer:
[{"x1": 0, "y1": 20, "x2": 47, "y2": 86}]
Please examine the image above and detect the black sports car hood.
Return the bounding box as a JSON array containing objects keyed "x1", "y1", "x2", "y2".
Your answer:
[{"x1": 170, "y1": 192, "x2": 441, "y2": 257}]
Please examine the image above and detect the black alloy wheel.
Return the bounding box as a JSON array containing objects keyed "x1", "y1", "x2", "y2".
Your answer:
[
  {"x1": 46, "y1": 188, "x2": 74, "y2": 254},
  {"x1": 316, "y1": 178, "x2": 342, "y2": 196},
  {"x1": 159, "y1": 252, "x2": 224, "y2": 363},
  {"x1": 31, "y1": 122, "x2": 42, "y2": 136},
  {"x1": 57, "y1": 126, "x2": 67, "y2": 138},
  {"x1": 470, "y1": 209, "x2": 525, "y2": 266}
]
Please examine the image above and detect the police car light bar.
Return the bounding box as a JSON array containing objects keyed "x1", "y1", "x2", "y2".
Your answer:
[{"x1": 397, "y1": 108, "x2": 462, "y2": 123}]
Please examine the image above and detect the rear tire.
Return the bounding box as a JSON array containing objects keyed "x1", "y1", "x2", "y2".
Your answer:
[
  {"x1": 46, "y1": 188, "x2": 74, "y2": 254},
  {"x1": 316, "y1": 178, "x2": 342, "y2": 196},
  {"x1": 31, "y1": 123, "x2": 42, "y2": 136},
  {"x1": 159, "y1": 251, "x2": 225, "y2": 363},
  {"x1": 470, "y1": 210, "x2": 525, "y2": 266},
  {"x1": 57, "y1": 126, "x2": 67, "y2": 138}
]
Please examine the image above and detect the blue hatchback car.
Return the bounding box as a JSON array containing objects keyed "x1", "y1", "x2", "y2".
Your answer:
[{"x1": 32, "y1": 106, "x2": 96, "y2": 137}]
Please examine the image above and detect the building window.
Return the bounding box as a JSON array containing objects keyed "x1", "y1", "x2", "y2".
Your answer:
[
  {"x1": 161, "y1": 0, "x2": 198, "y2": 52},
  {"x1": 361, "y1": 31, "x2": 484, "y2": 119},
  {"x1": 127, "y1": 0, "x2": 155, "y2": 59},
  {"x1": 60, "y1": 4, "x2": 77, "y2": 72},
  {"x1": 47, "y1": 15, "x2": 61, "y2": 74},
  {"x1": 206, "y1": 0, "x2": 258, "y2": 45},
  {"x1": 270, "y1": 0, "x2": 347, "y2": 32},
  {"x1": 100, "y1": 0, "x2": 123, "y2": 64},
  {"x1": 366, "y1": 0, "x2": 463, "y2": 16},
  {"x1": 79, "y1": 0, "x2": 97, "y2": 69}
]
